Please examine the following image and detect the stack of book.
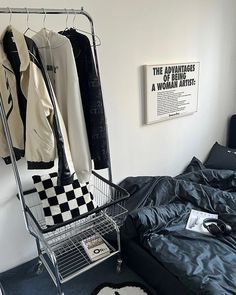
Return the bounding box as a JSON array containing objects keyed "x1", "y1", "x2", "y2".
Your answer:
[{"x1": 81, "y1": 234, "x2": 111, "y2": 262}]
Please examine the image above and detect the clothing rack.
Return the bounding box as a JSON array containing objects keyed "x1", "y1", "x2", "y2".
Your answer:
[
  {"x1": 0, "y1": 8, "x2": 100, "y2": 77},
  {"x1": 0, "y1": 7, "x2": 120, "y2": 295},
  {"x1": 0, "y1": 6, "x2": 112, "y2": 180}
]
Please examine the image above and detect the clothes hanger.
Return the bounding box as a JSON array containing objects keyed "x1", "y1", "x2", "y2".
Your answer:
[
  {"x1": 70, "y1": 8, "x2": 101, "y2": 47},
  {"x1": 23, "y1": 8, "x2": 38, "y2": 36},
  {"x1": 38, "y1": 8, "x2": 52, "y2": 47},
  {"x1": 42, "y1": 8, "x2": 48, "y2": 30},
  {"x1": 8, "y1": 7, "x2": 12, "y2": 26},
  {"x1": 5, "y1": 7, "x2": 13, "y2": 31},
  {"x1": 41, "y1": 8, "x2": 53, "y2": 33},
  {"x1": 62, "y1": 8, "x2": 70, "y2": 33}
]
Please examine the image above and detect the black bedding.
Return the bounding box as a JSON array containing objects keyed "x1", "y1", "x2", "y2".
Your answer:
[{"x1": 121, "y1": 157, "x2": 236, "y2": 295}]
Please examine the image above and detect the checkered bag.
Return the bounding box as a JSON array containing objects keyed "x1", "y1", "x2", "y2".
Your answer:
[{"x1": 32, "y1": 172, "x2": 97, "y2": 227}]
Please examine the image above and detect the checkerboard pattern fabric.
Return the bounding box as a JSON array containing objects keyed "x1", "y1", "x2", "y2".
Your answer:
[{"x1": 32, "y1": 172, "x2": 97, "y2": 227}]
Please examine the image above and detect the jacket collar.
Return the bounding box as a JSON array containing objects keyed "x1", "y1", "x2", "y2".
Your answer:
[
  {"x1": 33, "y1": 29, "x2": 68, "y2": 49},
  {"x1": 6, "y1": 25, "x2": 30, "y2": 72},
  {"x1": 0, "y1": 43, "x2": 13, "y2": 73}
]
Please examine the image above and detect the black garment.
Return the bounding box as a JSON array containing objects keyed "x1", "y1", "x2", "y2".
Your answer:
[
  {"x1": 3, "y1": 29, "x2": 72, "y2": 185},
  {"x1": 60, "y1": 29, "x2": 109, "y2": 170}
]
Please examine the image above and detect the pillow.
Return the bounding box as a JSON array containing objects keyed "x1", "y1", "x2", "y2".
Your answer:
[
  {"x1": 32, "y1": 172, "x2": 97, "y2": 227},
  {"x1": 204, "y1": 142, "x2": 236, "y2": 170}
]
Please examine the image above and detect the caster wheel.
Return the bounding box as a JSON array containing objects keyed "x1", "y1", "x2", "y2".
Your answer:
[
  {"x1": 116, "y1": 258, "x2": 122, "y2": 273},
  {"x1": 35, "y1": 261, "x2": 44, "y2": 275},
  {"x1": 116, "y1": 264, "x2": 121, "y2": 273}
]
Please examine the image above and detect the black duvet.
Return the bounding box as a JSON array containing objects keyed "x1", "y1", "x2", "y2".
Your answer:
[{"x1": 121, "y1": 158, "x2": 236, "y2": 295}]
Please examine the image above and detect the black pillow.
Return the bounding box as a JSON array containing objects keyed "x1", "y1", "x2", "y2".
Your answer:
[{"x1": 204, "y1": 142, "x2": 236, "y2": 170}]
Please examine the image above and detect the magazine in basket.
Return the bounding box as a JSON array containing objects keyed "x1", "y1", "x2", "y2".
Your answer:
[{"x1": 81, "y1": 234, "x2": 110, "y2": 262}]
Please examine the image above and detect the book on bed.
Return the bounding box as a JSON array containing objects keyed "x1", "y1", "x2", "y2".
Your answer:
[{"x1": 186, "y1": 209, "x2": 218, "y2": 235}]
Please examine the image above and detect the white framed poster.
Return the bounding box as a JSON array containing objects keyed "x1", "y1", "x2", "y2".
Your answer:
[{"x1": 144, "y1": 62, "x2": 200, "y2": 124}]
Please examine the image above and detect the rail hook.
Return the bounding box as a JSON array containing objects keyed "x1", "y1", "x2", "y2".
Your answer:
[
  {"x1": 8, "y1": 7, "x2": 12, "y2": 25},
  {"x1": 42, "y1": 8, "x2": 47, "y2": 28}
]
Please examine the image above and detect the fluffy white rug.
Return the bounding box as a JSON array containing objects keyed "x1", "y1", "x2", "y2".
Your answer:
[{"x1": 91, "y1": 282, "x2": 153, "y2": 295}]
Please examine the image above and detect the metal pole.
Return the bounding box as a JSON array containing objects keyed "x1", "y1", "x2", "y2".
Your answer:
[
  {"x1": 0, "y1": 8, "x2": 87, "y2": 14},
  {"x1": 0, "y1": 93, "x2": 30, "y2": 231}
]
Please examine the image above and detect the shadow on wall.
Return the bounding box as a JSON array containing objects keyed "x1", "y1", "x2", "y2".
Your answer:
[{"x1": 139, "y1": 65, "x2": 146, "y2": 126}]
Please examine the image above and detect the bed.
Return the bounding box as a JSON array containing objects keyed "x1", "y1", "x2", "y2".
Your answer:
[{"x1": 120, "y1": 156, "x2": 236, "y2": 295}]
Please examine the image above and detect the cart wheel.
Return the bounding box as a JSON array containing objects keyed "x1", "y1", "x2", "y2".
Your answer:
[
  {"x1": 35, "y1": 260, "x2": 44, "y2": 275},
  {"x1": 116, "y1": 258, "x2": 122, "y2": 273}
]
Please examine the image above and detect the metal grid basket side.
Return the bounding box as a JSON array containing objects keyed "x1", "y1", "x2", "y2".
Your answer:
[
  {"x1": 21, "y1": 171, "x2": 130, "y2": 234},
  {"x1": 38, "y1": 216, "x2": 120, "y2": 284},
  {"x1": 23, "y1": 198, "x2": 128, "y2": 257},
  {"x1": 42, "y1": 213, "x2": 119, "y2": 250}
]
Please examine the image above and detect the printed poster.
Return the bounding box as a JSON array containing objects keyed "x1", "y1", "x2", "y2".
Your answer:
[{"x1": 145, "y1": 62, "x2": 200, "y2": 124}]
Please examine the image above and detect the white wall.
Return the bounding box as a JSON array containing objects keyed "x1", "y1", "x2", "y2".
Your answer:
[{"x1": 1, "y1": 0, "x2": 236, "y2": 272}]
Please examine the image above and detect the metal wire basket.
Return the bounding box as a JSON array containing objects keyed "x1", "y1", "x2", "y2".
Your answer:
[
  {"x1": 18, "y1": 171, "x2": 129, "y2": 293},
  {"x1": 22, "y1": 170, "x2": 129, "y2": 234}
]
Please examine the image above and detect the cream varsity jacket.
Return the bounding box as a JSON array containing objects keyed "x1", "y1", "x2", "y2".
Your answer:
[
  {"x1": 0, "y1": 42, "x2": 24, "y2": 163},
  {"x1": 2, "y1": 27, "x2": 56, "y2": 168}
]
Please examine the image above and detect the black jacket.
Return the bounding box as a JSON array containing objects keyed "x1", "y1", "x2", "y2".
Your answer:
[{"x1": 60, "y1": 29, "x2": 109, "y2": 170}]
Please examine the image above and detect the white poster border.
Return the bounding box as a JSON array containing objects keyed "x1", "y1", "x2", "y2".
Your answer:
[{"x1": 144, "y1": 62, "x2": 200, "y2": 125}]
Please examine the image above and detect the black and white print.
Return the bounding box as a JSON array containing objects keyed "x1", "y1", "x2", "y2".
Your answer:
[
  {"x1": 90, "y1": 282, "x2": 154, "y2": 295},
  {"x1": 32, "y1": 172, "x2": 97, "y2": 226}
]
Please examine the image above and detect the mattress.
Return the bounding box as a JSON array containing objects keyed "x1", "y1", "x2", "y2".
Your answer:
[
  {"x1": 122, "y1": 238, "x2": 193, "y2": 295},
  {"x1": 120, "y1": 157, "x2": 236, "y2": 295}
]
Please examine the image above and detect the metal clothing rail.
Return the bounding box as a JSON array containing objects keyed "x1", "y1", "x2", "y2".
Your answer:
[
  {"x1": 0, "y1": 7, "x2": 115, "y2": 295},
  {"x1": 0, "y1": 8, "x2": 99, "y2": 74},
  {"x1": 0, "y1": 6, "x2": 112, "y2": 180},
  {"x1": 0, "y1": 7, "x2": 88, "y2": 14},
  {"x1": 0, "y1": 5, "x2": 113, "y2": 208}
]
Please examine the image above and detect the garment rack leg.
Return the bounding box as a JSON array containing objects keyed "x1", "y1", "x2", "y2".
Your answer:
[
  {"x1": 35, "y1": 238, "x2": 44, "y2": 275},
  {"x1": 51, "y1": 255, "x2": 64, "y2": 295}
]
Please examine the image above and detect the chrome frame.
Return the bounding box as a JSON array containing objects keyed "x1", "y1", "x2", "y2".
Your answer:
[{"x1": 0, "y1": 7, "x2": 116, "y2": 295}]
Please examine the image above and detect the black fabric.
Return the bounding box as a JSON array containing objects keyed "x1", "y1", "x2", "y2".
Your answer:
[
  {"x1": 27, "y1": 161, "x2": 54, "y2": 170},
  {"x1": 122, "y1": 239, "x2": 193, "y2": 295},
  {"x1": 122, "y1": 159, "x2": 236, "y2": 294},
  {"x1": 228, "y1": 114, "x2": 236, "y2": 148},
  {"x1": 182, "y1": 156, "x2": 206, "y2": 174},
  {"x1": 59, "y1": 29, "x2": 109, "y2": 170},
  {"x1": 119, "y1": 176, "x2": 176, "y2": 214},
  {"x1": 3, "y1": 148, "x2": 24, "y2": 164},
  {"x1": 204, "y1": 141, "x2": 236, "y2": 170}
]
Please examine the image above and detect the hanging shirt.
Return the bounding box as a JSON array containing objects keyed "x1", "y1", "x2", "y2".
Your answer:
[
  {"x1": 2, "y1": 26, "x2": 73, "y2": 185},
  {"x1": 60, "y1": 29, "x2": 109, "y2": 170},
  {"x1": 2, "y1": 26, "x2": 56, "y2": 169},
  {"x1": 32, "y1": 29, "x2": 92, "y2": 183},
  {"x1": 0, "y1": 41, "x2": 24, "y2": 163}
]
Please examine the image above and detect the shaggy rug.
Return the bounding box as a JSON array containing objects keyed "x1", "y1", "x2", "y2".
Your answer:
[{"x1": 90, "y1": 282, "x2": 154, "y2": 295}]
